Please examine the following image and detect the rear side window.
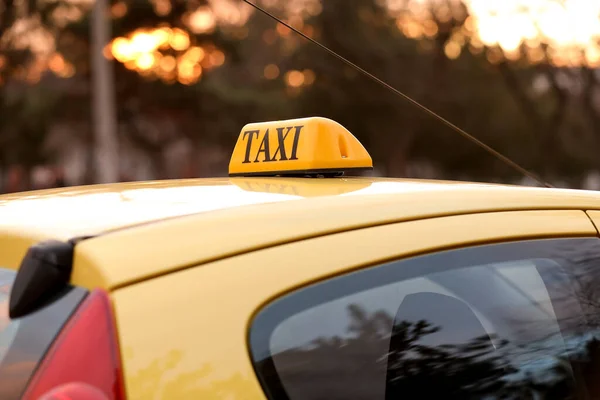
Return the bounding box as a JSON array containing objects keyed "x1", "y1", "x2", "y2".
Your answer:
[
  {"x1": 250, "y1": 238, "x2": 600, "y2": 400},
  {"x1": 0, "y1": 268, "x2": 87, "y2": 400}
]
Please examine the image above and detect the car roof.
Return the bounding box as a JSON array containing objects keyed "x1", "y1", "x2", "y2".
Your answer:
[
  {"x1": 0, "y1": 176, "x2": 599, "y2": 241},
  {"x1": 4, "y1": 176, "x2": 600, "y2": 289}
]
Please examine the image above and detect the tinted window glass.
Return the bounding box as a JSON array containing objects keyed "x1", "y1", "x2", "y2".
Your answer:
[
  {"x1": 0, "y1": 268, "x2": 87, "y2": 400},
  {"x1": 250, "y1": 238, "x2": 600, "y2": 400}
]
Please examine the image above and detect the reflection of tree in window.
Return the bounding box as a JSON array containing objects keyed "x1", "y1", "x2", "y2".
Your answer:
[
  {"x1": 264, "y1": 303, "x2": 600, "y2": 400},
  {"x1": 252, "y1": 239, "x2": 600, "y2": 400}
]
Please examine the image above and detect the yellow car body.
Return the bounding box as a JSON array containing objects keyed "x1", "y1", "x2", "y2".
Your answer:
[
  {"x1": 2, "y1": 118, "x2": 600, "y2": 399},
  {"x1": 1, "y1": 177, "x2": 600, "y2": 399}
]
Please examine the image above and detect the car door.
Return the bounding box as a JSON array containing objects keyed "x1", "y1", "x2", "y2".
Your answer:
[{"x1": 111, "y1": 209, "x2": 600, "y2": 399}]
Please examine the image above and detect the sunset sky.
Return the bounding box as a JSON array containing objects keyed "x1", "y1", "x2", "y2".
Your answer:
[
  {"x1": 390, "y1": 0, "x2": 600, "y2": 66},
  {"x1": 467, "y1": 0, "x2": 600, "y2": 47}
]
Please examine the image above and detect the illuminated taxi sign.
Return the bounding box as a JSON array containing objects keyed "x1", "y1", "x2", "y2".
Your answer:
[{"x1": 228, "y1": 117, "x2": 373, "y2": 177}]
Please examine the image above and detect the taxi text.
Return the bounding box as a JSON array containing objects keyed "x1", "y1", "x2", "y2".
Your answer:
[{"x1": 241, "y1": 125, "x2": 304, "y2": 164}]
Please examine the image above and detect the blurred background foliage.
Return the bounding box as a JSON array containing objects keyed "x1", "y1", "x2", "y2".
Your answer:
[{"x1": 2, "y1": 0, "x2": 600, "y2": 192}]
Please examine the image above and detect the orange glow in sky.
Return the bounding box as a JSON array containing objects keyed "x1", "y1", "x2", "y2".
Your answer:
[
  {"x1": 387, "y1": 0, "x2": 600, "y2": 66},
  {"x1": 465, "y1": 0, "x2": 600, "y2": 65},
  {"x1": 466, "y1": 0, "x2": 600, "y2": 49}
]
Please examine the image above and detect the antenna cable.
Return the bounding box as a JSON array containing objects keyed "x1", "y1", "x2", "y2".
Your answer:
[{"x1": 241, "y1": 0, "x2": 552, "y2": 188}]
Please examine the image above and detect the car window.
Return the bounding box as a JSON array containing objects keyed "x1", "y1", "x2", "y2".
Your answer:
[
  {"x1": 250, "y1": 237, "x2": 600, "y2": 400},
  {"x1": 0, "y1": 267, "x2": 88, "y2": 400}
]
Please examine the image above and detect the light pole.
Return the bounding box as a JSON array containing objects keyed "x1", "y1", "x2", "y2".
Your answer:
[{"x1": 91, "y1": 0, "x2": 119, "y2": 183}]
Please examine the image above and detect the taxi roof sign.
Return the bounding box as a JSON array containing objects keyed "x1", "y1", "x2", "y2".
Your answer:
[{"x1": 228, "y1": 117, "x2": 373, "y2": 177}]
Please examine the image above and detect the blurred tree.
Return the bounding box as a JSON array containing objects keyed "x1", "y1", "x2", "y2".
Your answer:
[
  {"x1": 0, "y1": 0, "x2": 284, "y2": 184},
  {"x1": 270, "y1": 0, "x2": 532, "y2": 180},
  {"x1": 51, "y1": 0, "x2": 247, "y2": 179},
  {"x1": 269, "y1": 0, "x2": 600, "y2": 183},
  {"x1": 0, "y1": 85, "x2": 60, "y2": 189},
  {"x1": 392, "y1": 0, "x2": 600, "y2": 184}
]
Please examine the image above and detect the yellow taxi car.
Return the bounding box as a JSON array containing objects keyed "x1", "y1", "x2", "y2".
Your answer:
[{"x1": 2, "y1": 117, "x2": 600, "y2": 400}]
